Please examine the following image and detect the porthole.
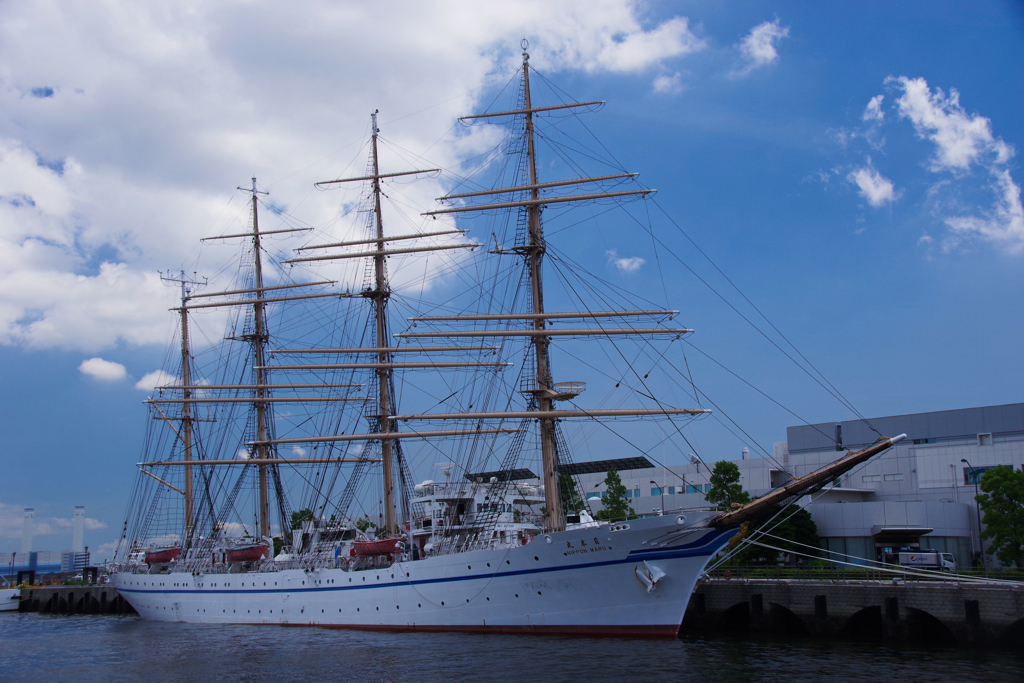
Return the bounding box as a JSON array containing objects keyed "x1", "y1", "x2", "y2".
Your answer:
[
  {"x1": 486, "y1": 563, "x2": 490, "y2": 567},
  {"x1": 486, "y1": 597, "x2": 490, "y2": 601},
  {"x1": 544, "y1": 535, "x2": 552, "y2": 544},
  {"x1": 538, "y1": 591, "x2": 542, "y2": 595},
  {"x1": 515, "y1": 594, "x2": 519, "y2": 598},
  {"x1": 441, "y1": 601, "x2": 445, "y2": 606},
  {"x1": 506, "y1": 560, "x2": 510, "y2": 565},
  {"x1": 376, "y1": 607, "x2": 379, "y2": 611},
  {"x1": 357, "y1": 608, "x2": 360, "y2": 612},
  {"x1": 418, "y1": 603, "x2": 421, "y2": 608},
  {"x1": 534, "y1": 556, "x2": 539, "y2": 561}
]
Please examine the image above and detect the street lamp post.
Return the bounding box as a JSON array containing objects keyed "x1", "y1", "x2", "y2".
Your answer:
[
  {"x1": 961, "y1": 458, "x2": 987, "y2": 573},
  {"x1": 650, "y1": 480, "x2": 664, "y2": 515}
]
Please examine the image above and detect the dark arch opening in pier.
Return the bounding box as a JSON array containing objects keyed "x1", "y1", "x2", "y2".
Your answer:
[
  {"x1": 718, "y1": 602, "x2": 750, "y2": 632},
  {"x1": 840, "y1": 606, "x2": 882, "y2": 640},
  {"x1": 998, "y1": 618, "x2": 1024, "y2": 649},
  {"x1": 768, "y1": 603, "x2": 809, "y2": 636},
  {"x1": 904, "y1": 607, "x2": 958, "y2": 646}
]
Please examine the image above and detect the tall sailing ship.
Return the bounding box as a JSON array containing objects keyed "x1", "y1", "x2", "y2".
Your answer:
[{"x1": 111, "y1": 45, "x2": 904, "y2": 636}]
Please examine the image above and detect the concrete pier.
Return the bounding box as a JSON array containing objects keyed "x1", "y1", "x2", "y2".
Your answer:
[
  {"x1": 18, "y1": 585, "x2": 136, "y2": 615},
  {"x1": 682, "y1": 578, "x2": 1024, "y2": 647}
]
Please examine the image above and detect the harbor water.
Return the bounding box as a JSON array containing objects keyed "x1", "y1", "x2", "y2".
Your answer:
[{"x1": 2, "y1": 613, "x2": 1021, "y2": 682}]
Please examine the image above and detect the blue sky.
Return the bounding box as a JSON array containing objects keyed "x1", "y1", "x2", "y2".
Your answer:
[{"x1": 0, "y1": 1, "x2": 1021, "y2": 555}]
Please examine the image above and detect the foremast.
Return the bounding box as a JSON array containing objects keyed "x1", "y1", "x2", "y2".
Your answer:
[
  {"x1": 411, "y1": 43, "x2": 694, "y2": 533},
  {"x1": 521, "y1": 52, "x2": 561, "y2": 532}
]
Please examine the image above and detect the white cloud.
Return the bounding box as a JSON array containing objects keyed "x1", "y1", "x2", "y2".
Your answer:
[
  {"x1": 78, "y1": 356, "x2": 127, "y2": 381},
  {"x1": 0, "y1": 502, "x2": 107, "y2": 539},
  {"x1": 606, "y1": 249, "x2": 645, "y2": 272},
  {"x1": 733, "y1": 19, "x2": 789, "y2": 77},
  {"x1": 943, "y1": 169, "x2": 1024, "y2": 254},
  {"x1": 652, "y1": 72, "x2": 684, "y2": 95},
  {"x1": 889, "y1": 76, "x2": 1014, "y2": 173},
  {"x1": 863, "y1": 95, "x2": 885, "y2": 122},
  {"x1": 0, "y1": 1, "x2": 706, "y2": 353},
  {"x1": 236, "y1": 448, "x2": 251, "y2": 460},
  {"x1": 881, "y1": 76, "x2": 1023, "y2": 252},
  {"x1": 847, "y1": 161, "x2": 897, "y2": 207},
  {"x1": 291, "y1": 445, "x2": 307, "y2": 457},
  {"x1": 135, "y1": 369, "x2": 176, "y2": 391}
]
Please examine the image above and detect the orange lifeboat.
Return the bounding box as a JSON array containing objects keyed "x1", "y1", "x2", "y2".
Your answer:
[
  {"x1": 225, "y1": 543, "x2": 269, "y2": 563},
  {"x1": 352, "y1": 538, "x2": 402, "y2": 557},
  {"x1": 144, "y1": 547, "x2": 181, "y2": 564}
]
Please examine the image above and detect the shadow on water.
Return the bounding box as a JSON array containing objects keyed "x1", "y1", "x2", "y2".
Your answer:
[{"x1": 2, "y1": 614, "x2": 1022, "y2": 683}]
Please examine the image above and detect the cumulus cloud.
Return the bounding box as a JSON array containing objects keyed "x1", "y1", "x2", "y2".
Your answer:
[
  {"x1": 135, "y1": 369, "x2": 176, "y2": 391},
  {"x1": 733, "y1": 19, "x2": 789, "y2": 77},
  {"x1": 0, "y1": 1, "x2": 706, "y2": 353},
  {"x1": 943, "y1": 169, "x2": 1024, "y2": 253},
  {"x1": 890, "y1": 76, "x2": 1013, "y2": 172},
  {"x1": 78, "y1": 357, "x2": 127, "y2": 381},
  {"x1": 606, "y1": 250, "x2": 645, "y2": 272},
  {"x1": 863, "y1": 95, "x2": 885, "y2": 122},
  {"x1": 883, "y1": 76, "x2": 1022, "y2": 252},
  {"x1": 847, "y1": 161, "x2": 897, "y2": 207},
  {"x1": 291, "y1": 445, "x2": 307, "y2": 457},
  {"x1": 0, "y1": 502, "x2": 107, "y2": 539},
  {"x1": 652, "y1": 72, "x2": 684, "y2": 95}
]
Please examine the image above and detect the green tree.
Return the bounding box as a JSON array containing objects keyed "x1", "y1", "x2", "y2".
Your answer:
[
  {"x1": 559, "y1": 473, "x2": 585, "y2": 516},
  {"x1": 977, "y1": 465, "x2": 1024, "y2": 568},
  {"x1": 705, "y1": 461, "x2": 751, "y2": 511},
  {"x1": 596, "y1": 469, "x2": 635, "y2": 521},
  {"x1": 734, "y1": 504, "x2": 820, "y2": 565},
  {"x1": 354, "y1": 517, "x2": 381, "y2": 538},
  {"x1": 290, "y1": 508, "x2": 314, "y2": 530}
]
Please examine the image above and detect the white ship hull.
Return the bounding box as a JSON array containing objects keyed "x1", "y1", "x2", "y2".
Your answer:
[
  {"x1": 113, "y1": 516, "x2": 735, "y2": 637},
  {"x1": 0, "y1": 588, "x2": 19, "y2": 612}
]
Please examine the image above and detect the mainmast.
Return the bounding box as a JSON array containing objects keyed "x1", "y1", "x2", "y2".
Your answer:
[
  {"x1": 244, "y1": 177, "x2": 272, "y2": 539},
  {"x1": 369, "y1": 112, "x2": 398, "y2": 536},
  {"x1": 160, "y1": 270, "x2": 204, "y2": 539},
  {"x1": 520, "y1": 50, "x2": 561, "y2": 532}
]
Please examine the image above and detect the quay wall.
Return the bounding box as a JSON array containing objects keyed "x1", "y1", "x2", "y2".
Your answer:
[
  {"x1": 18, "y1": 585, "x2": 135, "y2": 615},
  {"x1": 682, "y1": 578, "x2": 1024, "y2": 647}
]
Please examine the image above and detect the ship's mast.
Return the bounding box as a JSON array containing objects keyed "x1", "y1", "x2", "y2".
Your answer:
[
  {"x1": 160, "y1": 270, "x2": 204, "y2": 539},
  {"x1": 245, "y1": 177, "x2": 272, "y2": 539},
  {"x1": 520, "y1": 50, "x2": 562, "y2": 533},
  {"x1": 369, "y1": 112, "x2": 398, "y2": 536}
]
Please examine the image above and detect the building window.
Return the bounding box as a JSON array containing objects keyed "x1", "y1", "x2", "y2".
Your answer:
[
  {"x1": 625, "y1": 490, "x2": 632, "y2": 498},
  {"x1": 912, "y1": 438, "x2": 936, "y2": 445},
  {"x1": 862, "y1": 475, "x2": 881, "y2": 483},
  {"x1": 651, "y1": 487, "x2": 663, "y2": 497},
  {"x1": 686, "y1": 485, "x2": 700, "y2": 494},
  {"x1": 586, "y1": 492, "x2": 601, "y2": 500},
  {"x1": 634, "y1": 488, "x2": 640, "y2": 497},
  {"x1": 977, "y1": 433, "x2": 992, "y2": 446},
  {"x1": 964, "y1": 466, "x2": 996, "y2": 485},
  {"x1": 705, "y1": 484, "x2": 713, "y2": 493},
  {"x1": 668, "y1": 487, "x2": 675, "y2": 495},
  {"x1": 883, "y1": 473, "x2": 904, "y2": 482}
]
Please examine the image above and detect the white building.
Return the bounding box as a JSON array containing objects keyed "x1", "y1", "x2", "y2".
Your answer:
[{"x1": 574, "y1": 402, "x2": 1024, "y2": 568}]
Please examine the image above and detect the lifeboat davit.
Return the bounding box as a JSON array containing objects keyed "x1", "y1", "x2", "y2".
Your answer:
[
  {"x1": 226, "y1": 543, "x2": 269, "y2": 563},
  {"x1": 144, "y1": 547, "x2": 181, "y2": 565},
  {"x1": 352, "y1": 538, "x2": 402, "y2": 557}
]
